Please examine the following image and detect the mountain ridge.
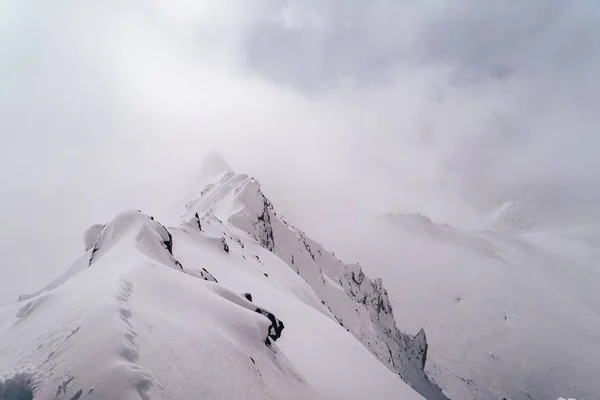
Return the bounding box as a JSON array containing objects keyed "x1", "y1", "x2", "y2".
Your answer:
[
  {"x1": 179, "y1": 170, "x2": 447, "y2": 399},
  {"x1": 0, "y1": 165, "x2": 438, "y2": 399}
]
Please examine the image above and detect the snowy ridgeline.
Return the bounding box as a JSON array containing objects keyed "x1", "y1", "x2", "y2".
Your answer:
[
  {"x1": 0, "y1": 169, "x2": 446, "y2": 399},
  {"x1": 180, "y1": 171, "x2": 446, "y2": 399}
]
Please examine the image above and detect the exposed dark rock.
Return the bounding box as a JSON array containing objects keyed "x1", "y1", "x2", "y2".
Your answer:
[
  {"x1": 415, "y1": 329, "x2": 428, "y2": 369},
  {"x1": 236, "y1": 237, "x2": 245, "y2": 248},
  {"x1": 222, "y1": 238, "x2": 229, "y2": 253},
  {"x1": 200, "y1": 268, "x2": 218, "y2": 283},
  {"x1": 194, "y1": 213, "x2": 202, "y2": 231},
  {"x1": 155, "y1": 222, "x2": 173, "y2": 255},
  {"x1": 299, "y1": 234, "x2": 315, "y2": 261},
  {"x1": 243, "y1": 293, "x2": 253, "y2": 302},
  {"x1": 255, "y1": 194, "x2": 275, "y2": 251},
  {"x1": 89, "y1": 245, "x2": 98, "y2": 266},
  {"x1": 254, "y1": 308, "x2": 284, "y2": 345},
  {"x1": 351, "y1": 270, "x2": 365, "y2": 285}
]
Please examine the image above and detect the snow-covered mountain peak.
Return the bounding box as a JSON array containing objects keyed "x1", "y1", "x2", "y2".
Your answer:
[
  {"x1": 183, "y1": 171, "x2": 266, "y2": 225},
  {"x1": 1, "y1": 172, "x2": 433, "y2": 399},
  {"x1": 179, "y1": 171, "x2": 447, "y2": 399}
]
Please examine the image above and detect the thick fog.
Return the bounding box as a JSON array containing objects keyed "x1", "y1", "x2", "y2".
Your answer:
[{"x1": 1, "y1": 0, "x2": 599, "y2": 304}]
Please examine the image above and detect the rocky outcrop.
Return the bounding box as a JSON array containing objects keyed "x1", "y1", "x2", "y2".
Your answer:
[
  {"x1": 254, "y1": 308, "x2": 285, "y2": 346},
  {"x1": 255, "y1": 194, "x2": 275, "y2": 252},
  {"x1": 182, "y1": 172, "x2": 447, "y2": 399}
]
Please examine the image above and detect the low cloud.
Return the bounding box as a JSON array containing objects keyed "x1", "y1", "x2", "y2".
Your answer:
[{"x1": 1, "y1": 0, "x2": 599, "y2": 302}]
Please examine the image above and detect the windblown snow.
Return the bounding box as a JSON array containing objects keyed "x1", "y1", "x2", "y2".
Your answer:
[{"x1": 0, "y1": 164, "x2": 440, "y2": 399}]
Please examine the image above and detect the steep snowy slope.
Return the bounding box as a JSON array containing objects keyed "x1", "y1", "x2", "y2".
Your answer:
[
  {"x1": 331, "y1": 212, "x2": 600, "y2": 400},
  {"x1": 178, "y1": 170, "x2": 447, "y2": 399},
  {"x1": 0, "y1": 201, "x2": 425, "y2": 396}
]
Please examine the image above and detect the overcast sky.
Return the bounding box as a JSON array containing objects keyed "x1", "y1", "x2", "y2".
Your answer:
[{"x1": 1, "y1": 0, "x2": 599, "y2": 304}]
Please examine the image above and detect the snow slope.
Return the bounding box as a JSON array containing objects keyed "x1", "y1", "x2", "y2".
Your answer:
[
  {"x1": 178, "y1": 170, "x2": 447, "y2": 399},
  {"x1": 0, "y1": 185, "x2": 427, "y2": 397},
  {"x1": 331, "y1": 212, "x2": 600, "y2": 400}
]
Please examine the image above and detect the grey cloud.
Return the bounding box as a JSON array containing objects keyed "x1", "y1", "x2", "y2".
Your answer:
[
  {"x1": 1, "y1": 0, "x2": 600, "y2": 303},
  {"x1": 240, "y1": 1, "x2": 600, "y2": 209}
]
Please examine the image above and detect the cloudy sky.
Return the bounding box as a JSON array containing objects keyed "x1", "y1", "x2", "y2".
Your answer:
[{"x1": 1, "y1": 0, "x2": 599, "y2": 304}]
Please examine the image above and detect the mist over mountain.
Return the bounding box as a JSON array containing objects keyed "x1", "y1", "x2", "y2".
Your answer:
[
  {"x1": 1, "y1": 1, "x2": 599, "y2": 399},
  {"x1": 0, "y1": 164, "x2": 445, "y2": 399}
]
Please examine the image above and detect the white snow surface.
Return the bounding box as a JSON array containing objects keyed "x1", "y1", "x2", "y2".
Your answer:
[
  {"x1": 0, "y1": 179, "x2": 426, "y2": 399},
  {"x1": 179, "y1": 171, "x2": 447, "y2": 399},
  {"x1": 331, "y1": 211, "x2": 600, "y2": 400}
]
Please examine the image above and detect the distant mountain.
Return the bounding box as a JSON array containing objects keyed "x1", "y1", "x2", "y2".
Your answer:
[{"x1": 333, "y1": 210, "x2": 600, "y2": 400}]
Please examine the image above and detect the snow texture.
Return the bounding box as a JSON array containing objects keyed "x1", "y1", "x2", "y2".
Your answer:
[
  {"x1": 0, "y1": 175, "x2": 423, "y2": 399},
  {"x1": 336, "y1": 210, "x2": 600, "y2": 400}
]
